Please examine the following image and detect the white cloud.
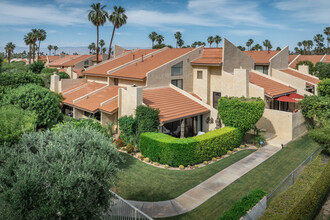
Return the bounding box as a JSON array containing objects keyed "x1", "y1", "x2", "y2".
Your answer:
[
  {"x1": 274, "y1": 0, "x2": 330, "y2": 24},
  {"x1": 0, "y1": 1, "x2": 88, "y2": 26},
  {"x1": 228, "y1": 30, "x2": 262, "y2": 36}
]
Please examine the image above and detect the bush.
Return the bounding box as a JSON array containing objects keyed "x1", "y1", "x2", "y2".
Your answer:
[
  {"x1": 317, "y1": 78, "x2": 330, "y2": 97},
  {"x1": 136, "y1": 105, "x2": 160, "y2": 136},
  {"x1": 309, "y1": 127, "x2": 330, "y2": 155},
  {"x1": 29, "y1": 60, "x2": 45, "y2": 74},
  {"x1": 295, "y1": 60, "x2": 314, "y2": 75},
  {"x1": 0, "y1": 105, "x2": 36, "y2": 144},
  {"x1": 118, "y1": 115, "x2": 137, "y2": 143},
  {"x1": 2, "y1": 84, "x2": 61, "y2": 128},
  {"x1": 218, "y1": 97, "x2": 265, "y2": 133},
  {"x1": 0, "y1": 71, "x2": 44, "y2": 91},
  {"x1": 220, "y1": 189, "x2": 266, "y2": 220},
  {"x1": 126, "y1": 143, "x2": 134, "y2": 153},
  {"x1": 0, "y1": 124, "x2": 122, "y2": 219},
  {"x1": 115, "y1": 138, "x2": 125, "y2": 148},
  {"x1": 41, "y1": 67, "x2": 59, "y2": 74},
  {"x1": 1, "y1": 61, "x2": 29, "y2": 73},
  {"x1": 42, "y1": 71, "x2": 70, "y2": 88},
  {"x1": 139, "y1": 127, "x2": 243, "y2": 166},
  {"x1": 261, "y1": 155, "x2": 330, "y2": 220},
  {"x1": 314, "y1": 62, "x2": 330, "y2": 80}
]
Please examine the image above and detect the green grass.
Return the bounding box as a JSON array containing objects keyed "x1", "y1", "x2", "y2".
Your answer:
[
  {"x1": 113, "y1": 149, "x2": 255, "y2": 201},
  {"x1": 160, "y1": 135, "x2": 321, "y2": 220}
]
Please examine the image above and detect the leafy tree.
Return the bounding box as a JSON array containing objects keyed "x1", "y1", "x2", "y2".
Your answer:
[
  {"x1": 107, "y1": 6, "x2": 127, "y2": 59},
  {"x1": 41, "y1": 67, "x2": 59, "y2": 74},
  {"x1": 309, "y1": 126, "x2": 330, "y2": 155},
  {"x1": 314, "y1": 34, "x2": 324, "y2": 54},
  {"x1": 237, "y1": 46, "x2": 245, "y2": 51},
  {"x1": 218, "y1": 97, "x2": 265, "y2": 133},
  {"x1": 214, "y1": 35, "x2": 222, "y2": 48},
  {"x1": 118, "y1": 115, "x2": 137, "y2": 144},
  {"x1": 317, "y1": 78, "x2": 330, "y2": 97},
  {"x1": 295, "y1": 60, "x2": 314, "y2": 75},
  {"x1": 276, "y1": 46, "x2": 281, "y2": 51},
  {"x1": 5, "y1": 42, "x2": 15, "y2": 63},
  {"x1": 0, "y1": 105, "x2": 36, "y2": 144},
  {"x1": 24, "y1": 33, "x2": 34, "y2": 64},
  {"x1": 314, "y1": 62, "x2": 330, "y2": 80},
  {"x1": 149, "y1": 31, "x2": 158, "y2": 47},
  {"x1": 53, "y1": 45, "x2": 58, "y2": 55},
  {"x1": 246, "y1": 39, "x2": 254, "y2": 50},
  {"x1": 2, "y1": 84, "x2": 61, "y2": 128},
  {"x1": 207, "y1": 36, "x2": 214, "y2": 47},
  {"x1": 191, "y1": 41, "x2": 206, "y2": 48},
  {"x1": 0, "y1": 124, "x2": 122, "y2": 219},
  {"x1": 156, "y1": 34, "x2": 164, "y2": 45},
  {"x1": 136, "y1": 105, "x2": 160, "y2": 136},
  {"x1": 47, "y1": 44, "x2": 53, "y2": 55},
  {"x1": 252, "y1": 43, "x2": 262, "y2": 51},
  {"x1": 299, "y1": 95, "x2": 329, "y2": 128},
  {"x1": 29, "y1": 60, "x2": 45, "y2": 73},
  {"x1": 88, "y1": 3, "x2": 108, "y2": 64},
  {"x1": 36, "y1": 29, "x2": 46, "y2": 60}
]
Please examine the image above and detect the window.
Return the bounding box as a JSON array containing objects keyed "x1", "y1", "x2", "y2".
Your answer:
[
  {"x1": 114, "y1": 78, "x2": 118, "y2": 86},
  {"x1": 171, "y1": 62, "x2": 183, "y2": 76},
  {"x1": 171, "y1": 79, "x2": 183, "y2": 89},
  {"x1": 255, "y1": 65, "x2": 268, "y2": 75},
  {"x1": 197, "y1": 71, "x2": 203, "y2": 79},
  {"x1": 84, "y1": 111, "x2": 93, "y2": 118},
  {"x1": 84, "y1": 60, "x2": 89, "y2": 65},
  {"x1": 305, "y1": 83, "x2": 315, "y2": 94}
]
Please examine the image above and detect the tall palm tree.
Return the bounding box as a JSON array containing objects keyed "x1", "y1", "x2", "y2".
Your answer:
[
  {"x1": 314, "y1": 34, "x2": 324, "y2": 54},
  {"x1": 174, "y1": 32, "x2": 182, "y2": 48},
  {"x1": 102, "y1": 47, "x2": 107, "y2": 54},
  {"x1": 88, "y1": 3, "x2": 108, "y2": 63},
  {"x1": 297, "y1": 41, "x2": 302, "y2": 54},
  {"x1": 107, "y1": 6, "x2": 127, "y2": 59},
  {"x1": 302, "y1": 40, "x2": 308, "y2": 55},
  {"x1": 24, "y1": 33, "x2": 34, "y2": 64},
  {"x1": 31, "y1": 29, "x2": 38, "y2": 60},
  {"x1": 177, "y1": 39, "x2": 184, "y2": 48},
  {"x1": 149, "y1": 32, "x2": 158, "y2": 48},
  {"x1": 88, "y1": 44, "x2": 93, "y2": 54},
  {"x1": 324, "y1": 27, "x2": 330, "y2": 54},
  {"x1": 91, "y1": 43, "x2": 96, "y2": 54},
  {"x1": 307, "y1": 40, "x2": 313, "y2": 55},
  {"x1": 99, "y1": 39, "x2": 105, "y2": 54},
  {"x1": 252, "y1": 43, "x2": 262, "y2": 51},
  {"x1": 5, "y1": 42, "x2": 15, "y2": 63},
  {"x1": 207, "y1": 36, "x2": 214, "y2": 47},
  {"x1": 156, "y1": 35, "x2": 164, "y2": 45},
  {"x1": 36, "y1": 29, "x2": 46, "y2": 60},
  {"x1": 48, "y1": 45, "x2": 53, "y2": 56},
  {"x1": 53, "y1": 46, "x2": 58, "y2": 55},
  {"x1": 214, "y1": 35, "x2": 222, "y2": 48},
  {"x1": 246, "y1": 39, "x2": 254, "y2": 50}
]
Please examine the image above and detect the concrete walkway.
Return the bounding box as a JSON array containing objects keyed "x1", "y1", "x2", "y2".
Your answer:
[{"x1": 128, "y1": 145, "x2": 281, "y2": 218}]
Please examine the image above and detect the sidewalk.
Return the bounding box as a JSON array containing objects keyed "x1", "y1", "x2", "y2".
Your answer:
[{"x1": 128, "y1": 145, "x2": 281, "y2": 218}]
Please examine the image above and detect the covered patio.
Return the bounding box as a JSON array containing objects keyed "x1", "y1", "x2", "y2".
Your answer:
[{"x1": 269, "y1": 93, "x2": 304, "y2": 112}]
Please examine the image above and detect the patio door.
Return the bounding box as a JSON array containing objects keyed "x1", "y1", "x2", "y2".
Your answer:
[{"x1": 213, "y1": 92, "x2": 221, "y2": 109}]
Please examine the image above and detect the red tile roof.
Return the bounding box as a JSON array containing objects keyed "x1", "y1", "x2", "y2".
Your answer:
[
  {"x1": 109, "y1": 48, "x2": 194, "y2": 80},
  {"x1": 249, "y1": 72, "x2": 296, "y2": 98},
  {"x1": 191, "y1": 48, "x2": 222, "y2": 65},
  {"x1": 84, "y1": 49, "x2": 156, "y2": 76},
  {"x1": 48, "y1": 55, "x2": 61, "y2": 62},
  {"x1": 280, "y1": 69, "x2": 320, "y2": 85},
  {"x1": 73, "y1": 68, "x2": 84, "y2": 77},
  {"x1": 324, "y1": 55, "x2": 330, "y2": 63},
  {"x1": 289, "y1": 55, "x2": 324, "y2": 68},
  {"x1": 289, "y1": 55, "x2": 298, "y2": 64},
  {"x1": 243, "y1": 51, "x2": 279, "y2": 64},
  {"x1": 48, "y1": 55, "x2": 81, "y2": 67},
  {"x1": 92, "y1": 54, "x2": 106, "y2": 62},
  {"x1": 99, "y1": 98, "x2": 118, "y2": 114},
  {"x1": 143, "y1": 87, "x2": 209, "y2": 123},
  {"x1": 62, "y1": 55, "x2": 94, "y2": 67}
]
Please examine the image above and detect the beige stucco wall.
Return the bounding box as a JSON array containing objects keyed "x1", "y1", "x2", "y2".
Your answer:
[
  {"x1": 222, "y1": 38, "x2": 254, "y2": 74},
  {"x1": 118, "y1": 86, "x2": 143, "y2": 118},
  {"x1": 74, "y1": 57, "x2": 94, "y2": 69},
  {"x1": 192, "y1": 66, "x2": 210, "y2": 103},
  {"x1": 60, "y1": 78, "x2": 87, "y2": 92},
  {"x1": 220, "y1": 68, "x2": 250, "y2": 98},
  {"x1": 292, "y1": 111, "x2": 308, "y2": 139},
  {"x1": 101, "y1": 111, "x2": 118, "y2": 133},
  {"x1": 146, "y1": 47, "x2": 203, "y2": 92},
  {"x1": 73, "y1": 108, "x2": 84, "y2": 119},
  {"x1": 114, "y1": 45, "x2": 126, "y2": 57},
  {"x1": 118, "y1": 79, "x2": 146, "y2": 87},
  {"x1": 86, "y1": 75, "x2": 108, "y2": 84},
  {"x1": 248, "y1": 83, "x2": 265, "y2": 99},
  {"x1": 269, "y1": 46, "x2": 289, "y2": 76},
  {"x1": 209, "y1": 66, "x2": 222, "y2": 106}
]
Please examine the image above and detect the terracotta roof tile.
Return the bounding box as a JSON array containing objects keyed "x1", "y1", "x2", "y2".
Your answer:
[
  {"x1": 191, "y1": 48, "x2": 222, "y2": 65},
  {"x1": 289, "y1": 55, "x2": 298, "y2": 63},
  {"x1": 249, "y1": 72, "x2": 296, "y2": 97},
  {"x1": 62, "y1": 55, "x2": 94, "y2": 67},
  {"x1": 280, "y1": 69, "x2": 320, "y2": 85},
  {"x1": 243, "y1": 51, "x2": 279, "y2": 64},
  {"x1": 48, "y1": 55, "x2": 81, "y2": 67},
  {"x1": 99, "y1": 98, "x2": 118, "y2": 114},
  {"x1": 289, "y1": 55, "x2": 324, "y2": 68},
  {"x1": 48, "y1": 55, "x2": 61, "y2": 62},
  {"x1": 110, "y1": 48, "x2": 194, "y2": 80},
  {"x1": 84, "y1": 49, "x2": 156, "y2": 75},
  {"x1": 143, "y1": 87, "x2": 209, "y2": 123},
  {"x1": 324, "y1": 55, "x2": 330, "y2": 63},
  {"x1": 73, "y1": 68, "x2": 84, "y2": 77}
]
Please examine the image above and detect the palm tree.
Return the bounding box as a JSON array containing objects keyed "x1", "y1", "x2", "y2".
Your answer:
[
  {"x1": 149, "y1": 32, "x2": 158, "y2": 48},
  {"x1": 31, "y1": 29, "x2": 38, "y2": 60},
  {"x1": 307, "y1": 40, "x2": 313, "y2": 54},
  {"x1": 88, "y1": 44, "x2": 93, "y2": 54},
  {"x1": 48, "y1": 45, "x2": 53, "y2": 56},
  {"x1": 252, "y1": 44, "x2": 262, "y2": 51},
  {"x1": 276, "y1": 47, "x2": 281, "y2": 51},
  {"x1": 107, "y1": 6, "x2": 127, "y2": 59},
  {"x1": 99, "y1": 39, "x2": 105, "y2": 54},
  {"x1": 102, "y1": 47, "x2": 107, "y2": 54},
  {"x1": 5, "y1": 42, "x2": 15, "y2": 63},
  {"x1": 36, "y1": 29, "x2": 46, "y2": 61},
  {"x1": 214, "y1": 35, "x2": 222, "y2": 48},
  {"x1": 246, "y1": 39, "x2": 254, "y2": 50},
  {"x1": 156, "y1": 34, "x2": 164, "y2": 45},
  {"x1": 53, "y1": 45, "x2": 58, "y2": 55},
  {"x1": 174, "y1": 32, "x2": 182, "y2": 48},
  {"x1": 24, "y1": 33, "x2": 34, "y2": 64},
  {"x1": 314, "y1": 34, "x2": 324, "y2": 54},
  {"x1": 302, "y1": 40, "x2": 308, "y2": 55},
  {"x1": 91, "y1": 43, "x2": 96, "y2": 54},
  {"x1": 207, "y1": 36, "x2": 214, "y2": 47},
  {"x1": 297, "y1": 41, "x2": 302, "y2": 54},
  {"x1": 177, "y1": 39, "x2": 184, "y2": 48},
  {"x1": 263, "y1": 40, "x2": 271, "y2": 50},
  {"x1": 88, "y1": 3, "x2": 108, "y2": 63},
  {"x1": 237, "y1": 46, "x2": 245, "y2": 51},
  {"x1": 324, "y1": 27, "x2": 330, "y2": 54}
]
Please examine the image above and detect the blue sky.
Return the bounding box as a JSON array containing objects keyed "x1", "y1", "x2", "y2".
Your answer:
[{"x1": 0, "y1": 0, "x2": 329, "y2": 53}]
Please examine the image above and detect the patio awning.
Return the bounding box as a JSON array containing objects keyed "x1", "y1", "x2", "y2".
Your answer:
[
  {"x1": 276, "y1": 96, "x2": 298, "y2": 103},
  {"x1": 288, "y1": 93, "x2": 304, "y2": 100}
]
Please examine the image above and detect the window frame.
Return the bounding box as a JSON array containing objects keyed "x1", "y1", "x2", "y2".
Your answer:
[{"x1": 171, "y1": 61, "x2": 183, "y2": 76}]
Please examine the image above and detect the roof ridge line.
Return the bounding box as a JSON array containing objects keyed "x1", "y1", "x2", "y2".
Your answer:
[
  {"x1": 100, "y1": 95, "x2": 118, "y2": 107},
  {"x1": 72, "y1": 84, "x2": 108, "y2": 104}
]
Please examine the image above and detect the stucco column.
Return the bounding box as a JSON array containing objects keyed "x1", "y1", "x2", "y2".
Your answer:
[{"x1": 180, "y1": 119, "x2": 185, "y2": 138}]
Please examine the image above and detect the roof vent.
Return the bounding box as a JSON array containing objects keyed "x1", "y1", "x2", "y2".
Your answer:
[{"x1": 141, "y1": 55, "x2": 144, "y2": 62}]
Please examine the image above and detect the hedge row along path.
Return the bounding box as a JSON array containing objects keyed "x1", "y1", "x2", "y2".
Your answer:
[{"x1": 128, "y1": 144, "x2": 281, "y2": 218}]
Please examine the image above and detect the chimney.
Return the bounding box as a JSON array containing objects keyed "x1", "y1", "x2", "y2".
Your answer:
[
  {"x1": 50, "y1": 73, "x2": 60, "y2": 93},
  {"x1": 298, "y1": 64, "x2": 309, "y2": 75},
  {"x1": 133, "y1": 54, "x2": 135, "y2": 60},
  {"x1": 141, "y1": 55, "x2": 144, "y2": 62},
  {"x1": 118, "y1": 86, "x2": 143, "y2": 118},
  {"x1": 233, "y1": 68, "x2": 249, "y2": 97}
]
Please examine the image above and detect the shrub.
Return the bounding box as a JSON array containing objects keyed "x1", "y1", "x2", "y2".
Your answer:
[
  {"x1": 0, "y1": 71, "x2": 44, "y2": 91},
  {"x1": 139, "y1": 127, "x2": 242, "y2": 166},
  {"x1": 179, "y1": 165, "x2": 184, "y2": 170},
  {"x1": 212, "y1": 157, "x2": 217, "y2": 161},
  {"x1": 42, "y1": 71, "x2": 70, "y2": 88},
  {"x1": 227, "y1": 150, "x2": 232, "y2": 155},
  {"x1": 154, "y1": 162, "x2": 159, "y2": 166},
  {"x1": 165, "y1": 165, "x2": 169, "y2": 168},
  {"x1": 2, "y1": 84, "x2": 61, "y2": 128},
  {"x1": 203, "y1": 161, "x2": 208, "y2": 165},
  {"x1": 136, "y1": 105, "x2": 160, "y2": 136},
  {"x1": 126, "y1": 143, "x2": 134, "y2": 153},
  {"x1": 218, "y1": 97, "x2": 265, "y2": 133},
  {"x1": 194, "y1": 165, "x2": 198, "y2": 169},
  {"x1": 309, "y1": 127, "x2": 330, "y2": 155},
  {"x1": 118, "y1": 115, "x2": 137, "y2": 144},
  {"x1": 115, "y1": 139, "x2": 124, "y2": 148},
  {"x1": 314, "y1": 62, "x2": 330, "y2": 80},
  {"x1": 41, "y1": 67, "x2": 58, "y2": 74},
  {"x1": 261, "y1": 155, "x2": 330, "y2": 220},
  {"x1": 29, "y1": 60, "x2": 45, "y2": 73},
  {"x1": 220, "y1": 189, "x2": 266, "y2": 220},
  {"x1": 144, "y1": 157, "x2": 150, "y2": 162},
  {"x1": 0, "y1": 124, "x2": 122, "y2": 219},
  {"x1": 0, "y1": 105, "x2": 36, "y2": 144},
  {"x1": 1, "y1": 61, "x2": 29, "y2": 73},
  {"x1": 295, "y1": 60, "x2": 314, "y2": 75},
  {"x1": 317, "y1": 78, "x2": 330, "y2": 97}
]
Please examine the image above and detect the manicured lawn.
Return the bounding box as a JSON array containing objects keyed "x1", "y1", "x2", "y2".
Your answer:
[
  {"x1": 163, "y1": 135, "x2": 321, "y2": 220},
  {"x1": 113, "y1": 149, "x2": 255, "y2": 201}
]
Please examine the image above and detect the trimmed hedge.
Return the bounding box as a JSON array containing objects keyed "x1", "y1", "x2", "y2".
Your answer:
[
  {"x1": 139, "y1": 127, "x2": 243, "y2": 166},
  {"x1": 261, "y1": 154, "x2": 330, "y2": 220},
  {"x1": 219, "y1": 189, "x2": 266, "y2": 220}
]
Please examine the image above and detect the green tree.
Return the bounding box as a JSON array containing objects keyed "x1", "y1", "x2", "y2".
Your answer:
[
  {"x1": 307, "y1": 40, "x2": 313, "y2": 54},
  {"x1": 102, "y1": 47, "x2": 107, "y2": 54},
  {"x1": 324, "y1": 27, "x2": 330, "y2": 53},
  {"x1": 299, "y1": 95, "x2": 329, "y2": 128},
  {"x1": 314, "y1": 62, "x2": 330, "y2": 80},
  {"x1": 30, "y1": 29, "x2": 38, "y2": 60},
  {"x1": 177, "y1": 38, "x2": 184, "y2": 48},
  {"x1": 314, "y1": 34, "x2": 324, "y2": 54},
  {"x1": 276, "y1": 46, "x2": 281, "y2": 51},
  {"x1": 36, "y1": 29, "x2": 46, "y2": 61},
  {"x1": 47, "y1": 44, "x2": 53, "y2": 56},
  {"x1": 156, "y1": 34, "x2": 164, "y2": 45},
  {"x1": 149, "y1": 31, "x2": 158, "y2": 48},
  {"x1": 237, "y1": 46, "x2": 246, "y2": 51},
  {"x1": 88, "y1": 3, "x2": 108, "y2": 64},
  {"x1": 0, "y1": 71, "x2": 44, "y2": 91},
  {"x1": 0, "y1": 105, "x2": 36, "y2": 144},
  {"x1": 53, "y1": 45, "x2": 58, "y2": 55},
  {"x1": 295, "y1": 60, "x2": 314, "y2": 75},
  {"x1": 207, "y1": 36, "x2": 214, "y2": 47},
  {"x1": 263, "y1": 39, "x2": 271, "y2": 50},
  {"x1": 0, "y1": 124, "x2": 122, "y2": 219},
  {"x1": 246, "y1": 39, "x2": 254, "y2": 50},
  {"x1": 214, "y1": 35, "x2": 222, "y2": 48},
  {"x1": 2, "y1": 84, "x2": 61, "y2": 128},
  {"x1": 136, "y1": 105, "x2": 160, "y2": 137},
  {"x1": 302, "y1": 40, "x2": 308, "y2": 54},
  {"x1": 99, "y1": 39, "x2": 105, "y2": 53},
  {"x1": 29, "y1": 60, "x2": 45, "y2": 74},
  {"x1": 317, "y1": 78, "x2": 330, "y2": 97},
  {"x1": 174, "y1": 32, "x2": 182, "y2": 48},
  {"x1": 4, "y1": 42, "x2": 15, "y2": 63},
  {"x1": 107, "y1": 6, "x2": 127, "y2": 59},
  {"x1": 24, "y1": 33, "x2": 34, "y2": 64}
]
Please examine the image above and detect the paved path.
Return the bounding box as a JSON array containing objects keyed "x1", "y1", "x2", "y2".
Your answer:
[{"x1": 128, "y1": 145, "x2": 281, "y2": 218}]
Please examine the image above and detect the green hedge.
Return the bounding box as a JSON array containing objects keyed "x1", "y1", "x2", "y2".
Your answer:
[
  {"x1": 219, "y1": 189, "x2": 266, "y2": 220},
  {"x1": 261, "y1": 155, "x2": 330, "y2": 220},
  {"x1": 139, "y1": 127, "x2": 243, "y2": 166}
]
